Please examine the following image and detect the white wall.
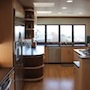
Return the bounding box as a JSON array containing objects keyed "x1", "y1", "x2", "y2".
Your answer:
[{"x1": 37, "y1": 17, "x2": 90, "y2": 35}]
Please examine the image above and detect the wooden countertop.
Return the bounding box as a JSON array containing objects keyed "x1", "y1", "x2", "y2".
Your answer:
[
  {"x1": 0, "y1": 67, "x2": 14, "y2": 85},
  {"x1": 74, "y1": 49, "x2": 90, "y2": 59},
  {"x1": 22, "y1": 45, "x2": 44, "y2": 56}
]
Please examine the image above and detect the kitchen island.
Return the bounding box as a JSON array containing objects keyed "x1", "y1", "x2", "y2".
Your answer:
[
  {"x1": 22, "y1": 45, "x2": 44, "y2": 81},
  {"x1": 73, "y1": 49, "x2": 90, "y2": 90}
]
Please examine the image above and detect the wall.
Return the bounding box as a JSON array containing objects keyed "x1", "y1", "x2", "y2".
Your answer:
[
  {"x1": 0, "y1": 0, "x2": 13, "y2": 67},
  {"x1": 37, "y1": 17, "x2": 90, "y2": 35}
]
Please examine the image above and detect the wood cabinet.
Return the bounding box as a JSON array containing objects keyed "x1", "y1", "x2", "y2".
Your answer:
[
  {"x1": 25, "y1": 8, "x2": 34, "y2": 39},
  {"x1": 74, "y1": 63, "x2": 80, "y2": 90},
  {"x1": 61, "y1": 46, "x2": 73, "y2": 63},
  {"x1": 74, "y1": 50, "x2": 90, "y2": 90},
  {"x1": 61, "y1": 46, "x2": 87, "y2": 63},
  {"x1": 44, "y1": 46, "x2": 49, "y2": 63},
  {"x1": 23, "y1": 55, "x2": 44, "y2": 81}
]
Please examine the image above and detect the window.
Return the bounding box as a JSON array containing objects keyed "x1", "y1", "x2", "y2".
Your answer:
[
  {"x1": 47, "y1": 25, "x2": 59, "y2": 42},
  {"x1": 73, "y1": 25, "x2": 85, "y2": 43},
  {"x1": 60, "y1": 25, "x2": 72, "y2": 42},
  {"x1": 35, "y1": 24, "x2": 86, "y2": 44},
  {"x1": 34, "y1": 25, "x2": 45, "y2": 42}
]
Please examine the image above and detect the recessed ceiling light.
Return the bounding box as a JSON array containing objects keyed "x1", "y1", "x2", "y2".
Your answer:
[
  {"x1": 78, "y1": 12, "x2": 83, "y2": 14},
  {"x1": 33, "y1": 2, "x2": 55, "y2": 7},
  {"x1": 58, "y1": 12, "x2": 62, "y2": 14},
  {"x1": 67, "y1": 0, "x2": 73, "y2": 3},
  {"x1": 62, "y1": 7, "x2": 67, "y2": 9},
  {"x1": 37, "y1": 11, "x2": 52, "y2": 14}
]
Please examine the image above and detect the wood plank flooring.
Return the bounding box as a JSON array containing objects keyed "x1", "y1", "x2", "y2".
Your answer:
[{"x1": 23, "y1": 64, "x2": 74, "y2": 90}]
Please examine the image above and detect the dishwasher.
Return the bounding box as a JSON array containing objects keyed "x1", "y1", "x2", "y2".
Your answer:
[{"x1": 48, "y1": 46, "x2": 61, "y2": 63}]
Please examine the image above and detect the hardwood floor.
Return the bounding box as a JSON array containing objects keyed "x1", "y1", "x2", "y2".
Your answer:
[{"x1": 23, "y1": 64, "x2": 74, "y2": 90}]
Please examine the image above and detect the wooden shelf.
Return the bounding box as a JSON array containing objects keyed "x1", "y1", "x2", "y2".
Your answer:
[
  {"x1": 22, "y1": 64, "x2": 44, "y2": 69},
  {"x1": 25, "y1": 8, "x2": 34, "y2": 39},
  {"x1": 26, "y1": 28, "x2": 34, "y2": 30},
  {"x1": 23, "y1": 76, "x2": 44, "y2": 81},
  {"x1": 23, "y1": 55, "x2": 44, "y2": 81},
  {"x1": 25, "y1": 30, "x2": 34, "y2": 39},
  {"x1": 25, "y1": 18, "x2": 34, "y2": 21},
  {"x1": 25, "y1": 9, "x2": 34, "y2": 12}
]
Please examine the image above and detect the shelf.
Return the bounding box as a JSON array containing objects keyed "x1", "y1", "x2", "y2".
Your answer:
[
  {"x1": 26, "y1": 28, "x2": 34, "y2": 30},
  {"x1": 25, "y1": 7, "x2": 34, "y2": 39},
  {"x1": 25, "y1": 18, "x2": 34, "y2": 21},
  {"x1": 25, "y1": 9, "x2": 34, "y2": 12},
  {"x1": 23, "y1": 76, "x2": 44, "y2": 81},
  {"x1": 22, "y1": 64, "x2": 44, "y2": 69},
  {"x1": 25, "y1": 30, "x2": 34, "y2": 39}
]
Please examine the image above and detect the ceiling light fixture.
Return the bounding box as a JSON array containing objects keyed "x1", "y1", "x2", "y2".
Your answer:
[
  {"x1": 67, "y1": 0, "x2": 73, "y2": 3},
  {"x1": 78, "y1": 12, "x2": 83, "y2": 15},
  {"x1": 37, "y1": 11, "x2": 52, "y2": 14},
  {"x1": 62, "y1": 7, "x2": 67, "y2": 9},
  {"x1": 33, "y1": 2, "x2": 55, "y2": 7},
  {"x1": 58, "y1": 12, "x2": 62, "y2": 14}
]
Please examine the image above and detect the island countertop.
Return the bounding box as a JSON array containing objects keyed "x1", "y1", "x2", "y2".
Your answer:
[
  {"x1": 22, "y1": 45, "x2": 44, "y2": 56},
  {"x1": 74, "y1": 49, "x2": 90, "y2": 59}
]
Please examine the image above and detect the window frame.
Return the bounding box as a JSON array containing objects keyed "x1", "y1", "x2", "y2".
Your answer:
[{"x1": 36, "y1": 24, "x2": 86, "y2": 45}]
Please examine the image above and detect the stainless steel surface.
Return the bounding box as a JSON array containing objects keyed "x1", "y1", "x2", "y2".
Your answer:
[{"x1": 48, "y1": 46, "x2": 60, "y2": 63}]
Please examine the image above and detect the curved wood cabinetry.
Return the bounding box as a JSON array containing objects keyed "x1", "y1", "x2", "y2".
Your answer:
[{"x1": 23, "y1": 54, "x2": 44, "y2": 81}]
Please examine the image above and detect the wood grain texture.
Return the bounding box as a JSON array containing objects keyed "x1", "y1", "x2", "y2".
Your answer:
[{"x1": 23, "y1": 64, "x2": 74, "y2": 90}]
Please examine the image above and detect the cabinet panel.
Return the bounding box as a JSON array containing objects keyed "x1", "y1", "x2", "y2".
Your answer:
[
  {"x1": 25, "y1": 30, "x2": 34, "y2": 39},
  {"x1": 61, "y1": 46, "x2": 73, "y2": 63},
  {"x1": 74, "y1": 66, "x2": 80, "y2": 90},
  {"x1": 44, "y1": 47, "x2": 49, "y2": 63},
  {"x1": 22, "y1": 55, "x2": 44, "y2": 81}
]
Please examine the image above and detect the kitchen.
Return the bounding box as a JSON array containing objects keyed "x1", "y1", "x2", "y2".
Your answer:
[{"x1": 0, "y1": 0, "x2": 90, "y2": 90}]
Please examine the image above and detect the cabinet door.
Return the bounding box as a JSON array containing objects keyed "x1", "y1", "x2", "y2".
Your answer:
[
  {"x1": 61, "y1": 46, "x2": 73, "y2": 63},
  {"x1": 44, "y1": 47, "x2": 49, "y2": 63},
  {"x1": 74, "y1": 66, "x2": 80, "y2": 90},
  {"x1": 74, "y1": 52, "x2": 80, "y2": 61}
]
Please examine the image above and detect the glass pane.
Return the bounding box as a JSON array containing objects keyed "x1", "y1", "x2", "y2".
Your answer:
[
  {"x1": 34, "y1": 25, "x2": 45, "y2": 42},
  {"x1": 60, "y1": 25, "x2": 72, "y2": 42},
  {"x1": 47, "y1": 25, "x2": 59, "y2": 42},
  {"x1": 74, "y1": 25, "x2": 85, "y2": 43}
]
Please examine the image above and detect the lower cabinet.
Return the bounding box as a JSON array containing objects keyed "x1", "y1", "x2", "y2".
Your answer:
[
  {"x1": 44, "y1": 46, "x2": 49, "y2": 63},
  {"x1": 61, "y1": 46, "x2": 73, "y2": 63},
  {"x1": 22, "y1": 55, "x2": 44, "y2": 81},
  {"x1": 74, "y1": 50, "x2": 90, "y2": 90},
  {"x1": 74, "y1": 65, "x2": 80, "y2": 90},
  {"x1": 61, "y1": 46, "x2": 87, "y2": 63}
]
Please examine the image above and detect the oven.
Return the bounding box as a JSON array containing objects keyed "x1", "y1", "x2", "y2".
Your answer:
[{"x1": 0, "y1": 76, "x2": 13, "y2": 90}]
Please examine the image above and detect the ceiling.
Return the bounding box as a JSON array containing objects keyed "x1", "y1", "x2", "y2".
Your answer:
[{"x1": 18, "y1": 0, "x2": 90, "y2": 17}]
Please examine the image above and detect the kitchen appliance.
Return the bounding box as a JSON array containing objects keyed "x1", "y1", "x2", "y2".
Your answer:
[
  {"x1": 14, "y1": 25, "x2": 25, "y2": 90},
  {"x1": 48, "y1": 46, "x2": 61, "y2": 63}
]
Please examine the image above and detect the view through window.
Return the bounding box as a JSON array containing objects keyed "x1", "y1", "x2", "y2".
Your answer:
[
  {"x1": 47, "y1": 25, "x2": 59, "y2": 42},
  {"x1": 35, "y1": 24, "x2": 86, "y2": 44}
]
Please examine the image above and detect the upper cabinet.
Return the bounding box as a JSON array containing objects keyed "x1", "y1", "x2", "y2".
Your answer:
[
  {"x1": 13, "y1": 0, "x2": 25, "y2": 18},
  {"x1": 25, "y1": 8, "x2": 34, "y2": 39}
]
